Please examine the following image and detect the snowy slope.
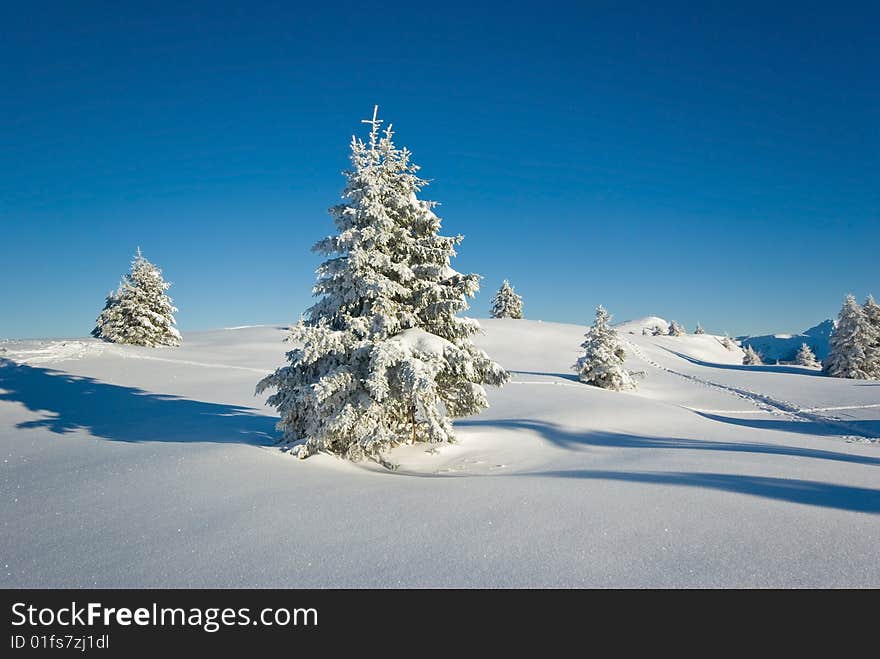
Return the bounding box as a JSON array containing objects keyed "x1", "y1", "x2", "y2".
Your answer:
[{"x1": 1, "y1": 320, "x2": 878, "y2": 587}]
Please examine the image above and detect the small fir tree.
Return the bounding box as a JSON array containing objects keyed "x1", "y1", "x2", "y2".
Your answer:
[
  {"x1": 795, "y1": 342, "x2": 820, "y2": 368},
  {"x1": 720, "y1": 334, "x2": 735, "y2": 350},
  {"x1": 490, "y1": 280, "x2": 523, "y2": 319},
  {"x1": 862, "y1": 295, "x2": 880, "y2": 378},
  {"x1": 824, "y1": 294, "x2": 877, "y2": 379},
  {"x1": 92, "y1": 249, "x2": 181, "y2": 347},
  {"x1": 742, "y1": 345, "x2": 763, "y2": 365},
  {"x1": 668, "y1": 320, "x2": 685, "y2": 336},
  {"x1": 694, "y1": 323, "x2": 706, "y2": 335},
  {"x1": 573, "y1": 305, "x2": 636, "y2": 391}
]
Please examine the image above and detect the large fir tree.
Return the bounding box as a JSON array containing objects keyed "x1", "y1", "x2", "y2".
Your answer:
[
  {"x1": 824, "y1": 294, "x2": 877, "y2": 379},
  {"x1": 257, "y1": 108, "x2": 508, "y2": 464},
  {"x1": 92, "y1": 249, "x2": 181, "y2": 347},
  {"x1": 490, "y1": 280, "x2": 523, "y2": 319},
  {"x1": 573, "y1": 305, "x2": 636, "y2": 391}
]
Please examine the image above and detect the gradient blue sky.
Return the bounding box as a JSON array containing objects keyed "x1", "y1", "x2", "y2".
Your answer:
[{"x1": 2, "y1": 1, "x2": 878, "y2": 338}]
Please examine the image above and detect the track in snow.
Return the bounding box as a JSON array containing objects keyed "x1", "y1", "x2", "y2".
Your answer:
[{"x1": 623, "y1": 337, "x2": 879, "y2": 442}]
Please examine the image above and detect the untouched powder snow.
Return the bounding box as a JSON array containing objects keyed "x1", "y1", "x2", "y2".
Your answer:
[{"x1": 1, "y1": 319, "x2": 878, "y2": 587}]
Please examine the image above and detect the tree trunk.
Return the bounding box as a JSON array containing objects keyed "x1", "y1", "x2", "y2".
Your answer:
[{"x1": 411, "y1": 405, "x2": 417, "y2": 444}]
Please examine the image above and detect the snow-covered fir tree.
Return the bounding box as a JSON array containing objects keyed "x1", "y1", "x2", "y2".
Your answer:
[
  {"x1": 823, "y1": 294, "x2": 877, "y2": 379},
  {"x1": 694, "y1": 323, "x2": 705, "y2": 335},
  {"x1": 742, "y1": 345, "x2": 763, "y2": 365},
  {"x1": 573, "y1": 305, "x2": 636, "y2": 391},
  {"x1": 650, "y1": 325, "x2": 665, "y2": 336},
  {"x1": 92, "y1": 249, "x2": 181, "y2": 347},
  {"x1": 490, "y1": 280, "x2": 523, "y2": 319},
  {"x1": 795, "y1": 342, "x2": 820, "y2": 368},
  {"x1": 862, "y1": 295, "x2": 880, "y2": 378},
  {"x1": 256, "y1": 108, "x2": 508, "y2": 465},
  {"x1": 667, "y1": 320, "x2": 685, "y2": 336},
  {"x1": 720, "y1": 334, "x2": 735, "y2": 350}
]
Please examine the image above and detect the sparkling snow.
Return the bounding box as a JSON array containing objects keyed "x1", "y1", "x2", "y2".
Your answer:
[{"x1": 1, "y1": 320, "x2": 877, "y2": 587}]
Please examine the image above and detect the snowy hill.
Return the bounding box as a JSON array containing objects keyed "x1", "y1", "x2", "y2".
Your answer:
[
  {"x1": 1, "y1": 320, "x2": 878, "y2": 587},
  {"x1": 615, "y1": 315, "x2": 670, "y2": 335},
  {"x1": 740, "y1": 319, "x2": 834, "y2": 362}
]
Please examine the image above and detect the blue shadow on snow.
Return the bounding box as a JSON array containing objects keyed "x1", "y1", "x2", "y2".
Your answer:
[
  {"x1": 663, "y1": 348, "x2": 825, "y2": 376},
  {"x1": 521, "y1": 469, "x2": 880, "y2": 513},
  {"x1": 456, "y1": 418, "x2": 879, "y2": 466},
  {"x1": 0, "y1": 358, "x2": 276, "y2": 445},
  {"x1": 696, "y1": 411, "x2": 880, "y2": 440}
]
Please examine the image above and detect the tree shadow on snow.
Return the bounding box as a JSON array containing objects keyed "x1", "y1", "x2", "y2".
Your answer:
[
  {"x1": 0, "y1": 358, "x2": 276, "y2": 445},
  {"x1": 520, "y1": 470, "x2": 880, "y2": 513},
  {"x1": 663, "y1": 349, "x2": 825, "y2": 376},
  {"x1": 509, "y1": 370, "x2": 582, "y2": 383},
  {"x1": 696, "y1": 411, "x2": 880, "y2": 440},
  {"x1": 455, "y1": 418, "x2": 880, "y2": 466}
]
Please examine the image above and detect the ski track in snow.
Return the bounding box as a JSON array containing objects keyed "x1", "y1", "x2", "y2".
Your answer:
[
  {"x1": 622, "y1": 337, "x2": 880, "y2": 442},
  {"x1": 802, "y1": 403, "x2": 880, "y2": 412}
]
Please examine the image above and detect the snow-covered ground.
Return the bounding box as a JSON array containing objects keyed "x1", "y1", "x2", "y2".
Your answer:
[{"x1": 1, "y1": 319, "x2": 878, "y2": 587}]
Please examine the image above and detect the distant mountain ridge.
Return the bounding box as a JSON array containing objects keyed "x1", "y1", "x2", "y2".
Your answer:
[
  {"x1": 613, "y1": 315, "x2": 834, "y2": 364},
  {"x1": 739, "y1": 319, "x2": 834, "y2": 362}
]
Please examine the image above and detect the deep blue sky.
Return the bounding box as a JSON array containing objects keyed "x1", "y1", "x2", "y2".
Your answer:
[{"x1": 2, "y1": 1, "x2": 878, "y2": 338}]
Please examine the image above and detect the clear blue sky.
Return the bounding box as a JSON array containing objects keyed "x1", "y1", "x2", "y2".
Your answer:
[{"x1": 2, "y1": 1, "x2": 877, "y2": 339}]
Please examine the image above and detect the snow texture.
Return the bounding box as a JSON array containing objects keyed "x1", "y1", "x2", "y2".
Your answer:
[{"x1": 1, "y1": 319, "x2": 879, "y2": 587}]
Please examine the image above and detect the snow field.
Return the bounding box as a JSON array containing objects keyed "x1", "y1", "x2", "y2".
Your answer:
[{"x1": 1, "y1": 319, "x2": 878, "y2": 587}]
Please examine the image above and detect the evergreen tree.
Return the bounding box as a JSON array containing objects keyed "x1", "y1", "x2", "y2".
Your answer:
[
  {"x1": 92, "y1": 249, "x2": 181, "y2": 347},
  {"x1": 824, "y1": 294, "x2": 877, "y2": 379},
  {"x1": 256, "y1": 108, "x2": 508, "y2": 464},
  {"x1": 694, "y1": 323, "x2": 705, "y2": 335},
  {"x1": 668, "y1": 320, "x2": 685, "y2": 336},
  {"x1": 573, "y1": 305, "x2": 636, "y2": 391},
  {"x1": 742, "y1": 345, "x2": 763, "y2": 365},
  {"x1": 863, "y1": 295, "x2": 880, "y2": 378},
  {"x1": 795, "y1": 342, "x2": 820, "y2": 368},
  {"x1": 490, "y1": 280, "x2": 523, "y2": 319},
  {"x1": 720, "y1": 334, "x2": 735, "y2": 350}
]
